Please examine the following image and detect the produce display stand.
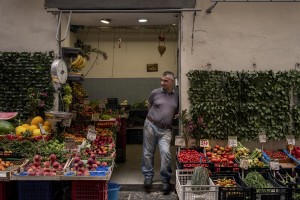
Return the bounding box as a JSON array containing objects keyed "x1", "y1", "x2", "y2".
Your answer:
[
  {"x1": 263, "y1": 150, "x2": 300, "y2": 169},
  {"x1": 176, "y1": 169, "x2": 218, "y2": 200}
]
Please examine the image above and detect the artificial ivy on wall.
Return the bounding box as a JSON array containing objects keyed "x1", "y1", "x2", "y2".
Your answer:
[
  {"x1": 187, "y1": 70, "x2": 300, "y2": 141},
  {"x1": 0, "y1": 52, "x2": 55, "y2": 122}
]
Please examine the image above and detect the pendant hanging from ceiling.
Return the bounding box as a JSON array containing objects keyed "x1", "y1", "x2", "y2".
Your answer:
[{"x1": 158, "y1": 30, "x2": 166, "y2": 57}]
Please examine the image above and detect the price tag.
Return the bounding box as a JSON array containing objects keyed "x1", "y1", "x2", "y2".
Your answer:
[
  {"x1": 38, "y1": 123, "x2": 47, "y2": 134},
  {"x1": 91, "y1": 114, "x2": 100, "y2": 121},
  {"x1": 240, "y1": 158, "x2": 249, "y2": 170},
  {"x1": 259, "y1": 133, "x2": 267, "y2": 143},
  {"x1": 65, "y1": 138, "x2": 76, "y2": 150},
  {"x1": 175, "y1": 136, "x2": 185, "y2": 147},
  {"x1": 87, "y1": 130, "x2": 97, "y2": 141},
  {"x1": 200, "y1": 139, "x2": 210, "y2": 148},
  {"x1": 62, "y1": 119, "x2": 72, "y2": 127},
  {"x1": 0, "y1": 172, "x2": 6, "y2": 178},
  {"x1": 228, "y1": 136, "x2": 238, "y2": 147},
  {"x1": 286, "y1": 135, "x2": 295, "y2": 145},
  {"x1": 270, "y1": 160, "x2": 280, "y2": 171}
]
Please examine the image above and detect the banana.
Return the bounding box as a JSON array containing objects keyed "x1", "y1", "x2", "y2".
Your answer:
[
  {"x1": 76, "y1": 57, "x2": 86, "y2": 70},
  {"x1": 71, "y1": 57, "x2": 83, "y2": 70},
  {"x1": 71, "y1": 55, "x2": 82, "y2": 67}
]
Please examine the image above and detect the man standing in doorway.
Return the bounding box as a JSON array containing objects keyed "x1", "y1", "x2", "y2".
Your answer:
[{"x1": 142, "y1": 71, "x2": 179, "y2": 195}]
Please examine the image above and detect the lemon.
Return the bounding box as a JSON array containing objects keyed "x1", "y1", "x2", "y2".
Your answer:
[
  {"x1": 33, "y1": 129, "x2": 41, "y2": 136},
  {"x1": 28, "y1": 125, "x2": 38, "y2": 132},
  {"x1": 43, "y1": 121, "x2": 52, "y2": 129},
  {"x1": 16, "y1": 126, "x2": 27, "y2": 136},
  {"x1": 43, "y1": 125, "x2": 51, "y2": 133},
  {"x1": 21, "y1": 124, "x2": 30, "y2": 129},
  {"x1": 31, "y1": 116, "x2": 44, "y2": 126}
]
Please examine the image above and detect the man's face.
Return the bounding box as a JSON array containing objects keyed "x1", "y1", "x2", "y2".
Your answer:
[{"x1": 160, "y1": 75, "x2": 174, "y2": 91}]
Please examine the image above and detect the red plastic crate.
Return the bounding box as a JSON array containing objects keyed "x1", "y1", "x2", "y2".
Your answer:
[{"x1": 72, "y1": 180, "x2": 108, "y2": 200}]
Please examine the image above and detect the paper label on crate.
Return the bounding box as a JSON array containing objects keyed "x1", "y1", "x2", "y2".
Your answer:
[
  {"x1": 62, "y1": 118, "x2": 72, "y2": 127},
  {"x1": 240, "y1": 158, "x2": 249, "y2": 170},
  {"x1": 270, "y1": 160, "x2": 280, "y2": 171},
  {"x1": 91, "y1": 114, "x2": 100, "y2": 121},
  {"x1": 87, "y1": 130, "x2": 97, "y2": 141},
  {"x1": 175, "y1": 136, "x2": 185, "y2": 147},
  {"x1": 228, "y1": 136, "x2": 237, "y2": 147},
  {"x1": 0, "y1": 172, "x2": 6, "y2": 177},
  {"x1": 259, "y1": 133, "x2": 267, "y2": 143},
  {"x1": 286, "y1": 135, "x2": 295, "y2": 145},
  {"x1": 200, "y1": 139, "x2": 210, "y2": 148}
]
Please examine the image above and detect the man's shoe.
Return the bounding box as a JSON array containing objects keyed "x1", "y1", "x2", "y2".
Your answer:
[
  {"x1": 144, "y1": 178, "x2": 152, "y2": 189},
  {"x1": 162, "y1": 182, "x2": 170, "y2": 195}
]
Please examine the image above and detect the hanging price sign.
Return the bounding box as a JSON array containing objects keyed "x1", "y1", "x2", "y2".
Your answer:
[
  {"x1": 200, "y1": 139, "x2": 210, "y2": 148},
  {"x1": 228, "y1": 136, "x2": 238, "y2": 147},
  {"x1": 259, "y1": 132, "x2": 267, "y2": 143},
  {"x1": 175, "y1": 136, "x2": 185, "y2": 147},
  {"x1": 91, "y1": 114, "x2": 100, "y2": 121},
  {"x1": 270, "y1": 160, "x2": 280, "y2": 171},
  {"x1": 286, "y1": 135, "x2": 295, "y2": 146},
  {"x1": 239, "y1": 158, "x2": 249, "y2": 170},
  {"x1": 63, "y1": 119, "x2": 72, "y2": 127}
]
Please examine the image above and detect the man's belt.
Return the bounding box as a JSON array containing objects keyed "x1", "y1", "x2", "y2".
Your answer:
[{"x1": 146, "y1": 116, "x2": 172, "y2": 129}]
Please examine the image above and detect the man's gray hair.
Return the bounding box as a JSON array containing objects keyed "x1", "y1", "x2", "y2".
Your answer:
[{"x1": 162, "y1": 71, "x2": 175, "y2": 80}]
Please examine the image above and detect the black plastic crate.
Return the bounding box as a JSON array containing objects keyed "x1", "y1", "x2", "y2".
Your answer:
[
  {"x1": 17, "y1": 181, "x2": 58, "y2": 200},
  {"x1": 212, "y1": 172, "x2": 254, "y2": 200},
  {"x1": 243, "y1": 171, "x2": 290, "y2": 200}
]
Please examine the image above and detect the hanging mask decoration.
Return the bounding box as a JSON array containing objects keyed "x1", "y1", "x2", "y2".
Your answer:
[{"x1": 158, "y1": 32, "x2": 166, "y2": 57}]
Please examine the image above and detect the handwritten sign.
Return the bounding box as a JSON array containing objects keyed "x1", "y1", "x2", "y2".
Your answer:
[
  {"x1": 200, "y1": 139, "x2": 210, "y2": 148},
  {"x1": 240, "y1": 158, "x2": 249, "y2": 170},
  {"x1": 87, "y1": 130, "x2": 97, "y2": 141},
  {"x1": 228, "y1": 136, "x2": 237, "y2": 147},
  {"x1": 259, "y1": 133, "x2": 267, "y2": 143},
  {"x1": 175, "y1": 136, "x2": 185, "y2": 147},
  {"x1": 65, "y1": 138, "x2": 76, "y2": 150},
  {"x1": 270, "y1": 160, "x2": 280, "y2": 171},
  {"x1": 286, "y1": 135, "x2": 295, "y2": 146}
]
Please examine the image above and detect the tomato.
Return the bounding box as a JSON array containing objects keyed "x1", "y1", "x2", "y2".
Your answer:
[{"x1": 227, "y1": 154, "x2": 235, "y2": 161}]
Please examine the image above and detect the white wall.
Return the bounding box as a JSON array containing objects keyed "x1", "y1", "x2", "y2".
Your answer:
[
  {"x1": 76, "y1": 28, "x2": 178, "y2": 78},
  {"x1": 0, "y1": 0, "x2": 58, "y2": 53},
  {"x1": 180, "y1": 0, "x2": 300, "y2": 110}
]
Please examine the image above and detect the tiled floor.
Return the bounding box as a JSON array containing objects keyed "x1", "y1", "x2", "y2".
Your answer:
[{"x1": 110, "y1": 144, "x2": 177, "y2": 185}]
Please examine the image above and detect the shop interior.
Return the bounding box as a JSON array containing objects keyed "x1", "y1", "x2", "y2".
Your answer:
[{"x1": 67, "y1": 12, "x2": 180, "y2": 186}]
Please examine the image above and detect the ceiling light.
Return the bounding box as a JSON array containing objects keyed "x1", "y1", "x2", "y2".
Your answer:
[
  {"x1": 138, "y1": 18, "x2": 148, "y2": 23},
  {"x1": 100, "y1": 19, "x2": 111, "y2": 24}
]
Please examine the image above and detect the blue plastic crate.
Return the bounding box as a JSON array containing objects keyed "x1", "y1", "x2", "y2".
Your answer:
[{"x1": 17, "y1": 181, "x2": 56, "y2": 200}]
